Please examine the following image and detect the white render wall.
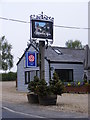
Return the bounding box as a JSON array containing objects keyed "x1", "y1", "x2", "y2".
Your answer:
[
  {"x1": 17, "y1": 45, "x2": 49, "y2": 92},
  {"x1": 17, "y1": 45, "x2": 39, "y2": 92},
  {"x1": 17, "y1": 56, "x2": 28, "y2": 92}
]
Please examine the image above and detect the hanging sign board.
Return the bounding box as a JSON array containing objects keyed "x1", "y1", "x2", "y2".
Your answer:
[
  {"x1": 25, "y1": 51, "x2": 37, "y2": 67},
  {"x1": 31, "y1": 19, "x2": 53, "y2": 40}
]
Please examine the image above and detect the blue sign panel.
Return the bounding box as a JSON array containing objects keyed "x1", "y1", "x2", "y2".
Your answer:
[{"x1": 25, "y1": 51, "x2": 37, "y2": 67}]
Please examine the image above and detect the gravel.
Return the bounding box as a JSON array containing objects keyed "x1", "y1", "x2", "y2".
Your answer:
[{"x1": 1, "y1": 81, "x2": 88, "y2": 114}]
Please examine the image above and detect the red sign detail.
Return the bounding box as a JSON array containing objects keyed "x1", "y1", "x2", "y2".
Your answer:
[{"x1": 28, "y1": 54, "x2": 35, "y2": 62}]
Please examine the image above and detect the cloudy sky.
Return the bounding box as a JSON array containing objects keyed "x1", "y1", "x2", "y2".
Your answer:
[{"x1": 0, "y1": 0, "x2": 89, "y2": 72}]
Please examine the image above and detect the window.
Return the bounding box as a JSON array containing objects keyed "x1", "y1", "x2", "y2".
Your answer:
[
  {"x1": 54, "y1": 48, "x2": 62, "y2": 55},
  {"x1": 37, "y1": 53, "x2": 39, "y2": 67},
  {"x1": 25, "y1": 71, "x2": 30, "y2": 84},
  {"x1": 25, "y1": 70, "x2": 39, "y2": 84},
  {"x1": 55, "y1": 69, "x2": 73, "y2": 82}
]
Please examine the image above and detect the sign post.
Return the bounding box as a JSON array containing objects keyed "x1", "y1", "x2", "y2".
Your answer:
[
  {"x1": 88, "y1": 2, "x2": 90, "y2": 119},
  {"x1": 88, "y1": 2, "x2": 90, "y2": 85},
  {"x1": 39, "y1": 41, "x2": 45, "y2": 80},
  {"x1": 30, "y1": 12, "x2": 54, "y2": 80}
]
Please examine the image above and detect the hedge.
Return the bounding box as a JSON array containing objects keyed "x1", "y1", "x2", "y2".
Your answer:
[{"x1": 1, "y1": 72, "x2": 17, "y2": 81}]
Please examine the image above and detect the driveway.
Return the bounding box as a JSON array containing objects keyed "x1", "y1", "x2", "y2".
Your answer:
[{"x1": 1, "y1": 81, "x2": 89, "y2": 118}]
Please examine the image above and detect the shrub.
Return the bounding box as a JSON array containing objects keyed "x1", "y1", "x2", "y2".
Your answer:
[
  {"x1": 28, "y1": 72, "x2": 64, "y2": 96},
  {"x1": 49, "y1": 72, "x2": 64, "y2": 95},
  {"x1": 28, "y1": 76, "x2": 39, "y2": 93},
  {"x1": 1, "y1": 72, "x2": 17, "y2": 81},
  {"x1": 85, "y1": 82, "x2": 89, "y2": 86},
  {"x1": 84, "y1": 79, "x2": 87, "y2": 83},
  {"x1": 35, "y1": 79, "x2": 51, "y2": 96}
]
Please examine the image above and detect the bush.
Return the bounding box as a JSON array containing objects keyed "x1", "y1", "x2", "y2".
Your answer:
[
  {"x1": 28, "y1": 76, "x2": 39, "y2": 93},
  {"x1": 1, "y1": 72, "x2": 17, "y2": 81},
  {"x1": 49, "y1": 72, "x2": 64, "y2": 95},
  {"x1": 27, "y1": 72, "x2": 64, "y2": 97},
  {"x1": 35, "y1": 79, "x2": 50, "y2": 96}
]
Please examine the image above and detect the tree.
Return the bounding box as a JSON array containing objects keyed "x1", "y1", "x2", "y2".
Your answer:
[
  {"x1": 0, "y1": 36, "x2": 13, "y2": 72},
  {"x1": 65, "y1": 40, "x2": 83, "y2": 49}
]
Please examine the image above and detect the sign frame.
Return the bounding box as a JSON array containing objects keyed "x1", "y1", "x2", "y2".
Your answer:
[
  {"x1": 31, "y1": 19, "x2": 53, "y2": 40},
  {"x1": 25, "y1": 51, "x2": 37, "y2": 68}
]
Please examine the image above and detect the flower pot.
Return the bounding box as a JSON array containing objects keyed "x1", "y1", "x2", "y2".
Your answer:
[
  {"x1": 27, "y1": 93, "x2": 39, "y2": 104},
  {"x1": 38, "y1": 95, "x2": 57, "y2": 106}
]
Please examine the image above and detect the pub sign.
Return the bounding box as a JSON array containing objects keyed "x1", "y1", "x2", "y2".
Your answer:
[{"x1": 25, "y1": 51, "x2": 37, "y2": 67}]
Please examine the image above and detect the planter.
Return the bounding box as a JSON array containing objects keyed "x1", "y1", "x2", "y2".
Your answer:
[
  {"x1": 65, "y1": 85, "x2": 90, "y2": 93},
  {"x1": 38, "y1": 95, "x2": 57, "y2": 106},
  {"x1": 27, "y1": 93, "x2": 39, "y2": 104}
]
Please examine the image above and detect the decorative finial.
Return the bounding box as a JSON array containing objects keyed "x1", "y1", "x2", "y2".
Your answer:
[{"x1": 41, "y1": 12, "x2": 43, "y2": 19}]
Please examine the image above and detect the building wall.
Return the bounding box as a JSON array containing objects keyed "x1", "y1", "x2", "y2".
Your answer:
[
  {"x1": 17, "y1": 56, "x2": 26, "y2": 91},
  {"x1": 17, "y1": 46, "x2": 39, "y2": 92},
  {"x1": 17, "y1": 45, "x2": 50, "y2": 92},
  {"x1": 50, "y1": 63, "x2": 84, "y2": 82}
]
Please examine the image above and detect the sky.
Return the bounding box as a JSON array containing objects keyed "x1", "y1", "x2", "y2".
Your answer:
[
  {"x1": 0, "y1": 0, "x2": 89, "y2": 72},
  {"x1": 35, "y1": 22, "x2": 46, "y2": 27}
]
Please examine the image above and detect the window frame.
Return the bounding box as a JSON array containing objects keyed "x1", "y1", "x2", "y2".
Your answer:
[
  {"x1": 25, "y1": 71, "x2": 31, "y2": 84},
  {"x1": 55, "y1": 69, "x2": 73, "y2": 82},
  {"x1": 25, "y1": 70, "x2": 39, "y2": 84}
]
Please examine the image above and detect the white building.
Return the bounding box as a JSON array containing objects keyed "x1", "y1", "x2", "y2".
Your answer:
[{"x1": 17, "y1": 42, "x2": 85, "y2": 92}]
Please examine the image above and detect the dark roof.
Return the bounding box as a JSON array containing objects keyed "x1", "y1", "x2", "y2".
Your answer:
[
  {"x1": 45, "y1": 46, "x2": 85, "y2": 63},
  {"x1": 17, "y1": 43, "x2": 85, "y2": 65}
]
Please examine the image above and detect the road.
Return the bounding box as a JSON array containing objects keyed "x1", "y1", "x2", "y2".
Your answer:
[
  {"x1": 2, "y1": 108, "x2": 90, "y2": 120},
  {"x1": 2, "y1": 108, "x2": 33, "y2": 118},
  {"x1": 1, "y1": 101, "x2": 88, "y2": 119}
]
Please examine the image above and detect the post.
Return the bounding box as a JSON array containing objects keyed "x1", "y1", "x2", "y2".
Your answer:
[
  {"x1": 30, "y1": 15, "x2": 32, "y2": 42},
  {"x1": 39, "y1": 41, "x2": 45, "y2": 80},
  {"x1": 88, "y1": 2, "x2": 90, "y2": 119},
  {"x1": 87, "y1": 47, "x2": 90, "y2": 83},
  {"x1": 88, "y1": 1, "x2": 90, "y2": 62},
  {"x1": 88, "y1": 2, "x2": 90, "y2": 83}
]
